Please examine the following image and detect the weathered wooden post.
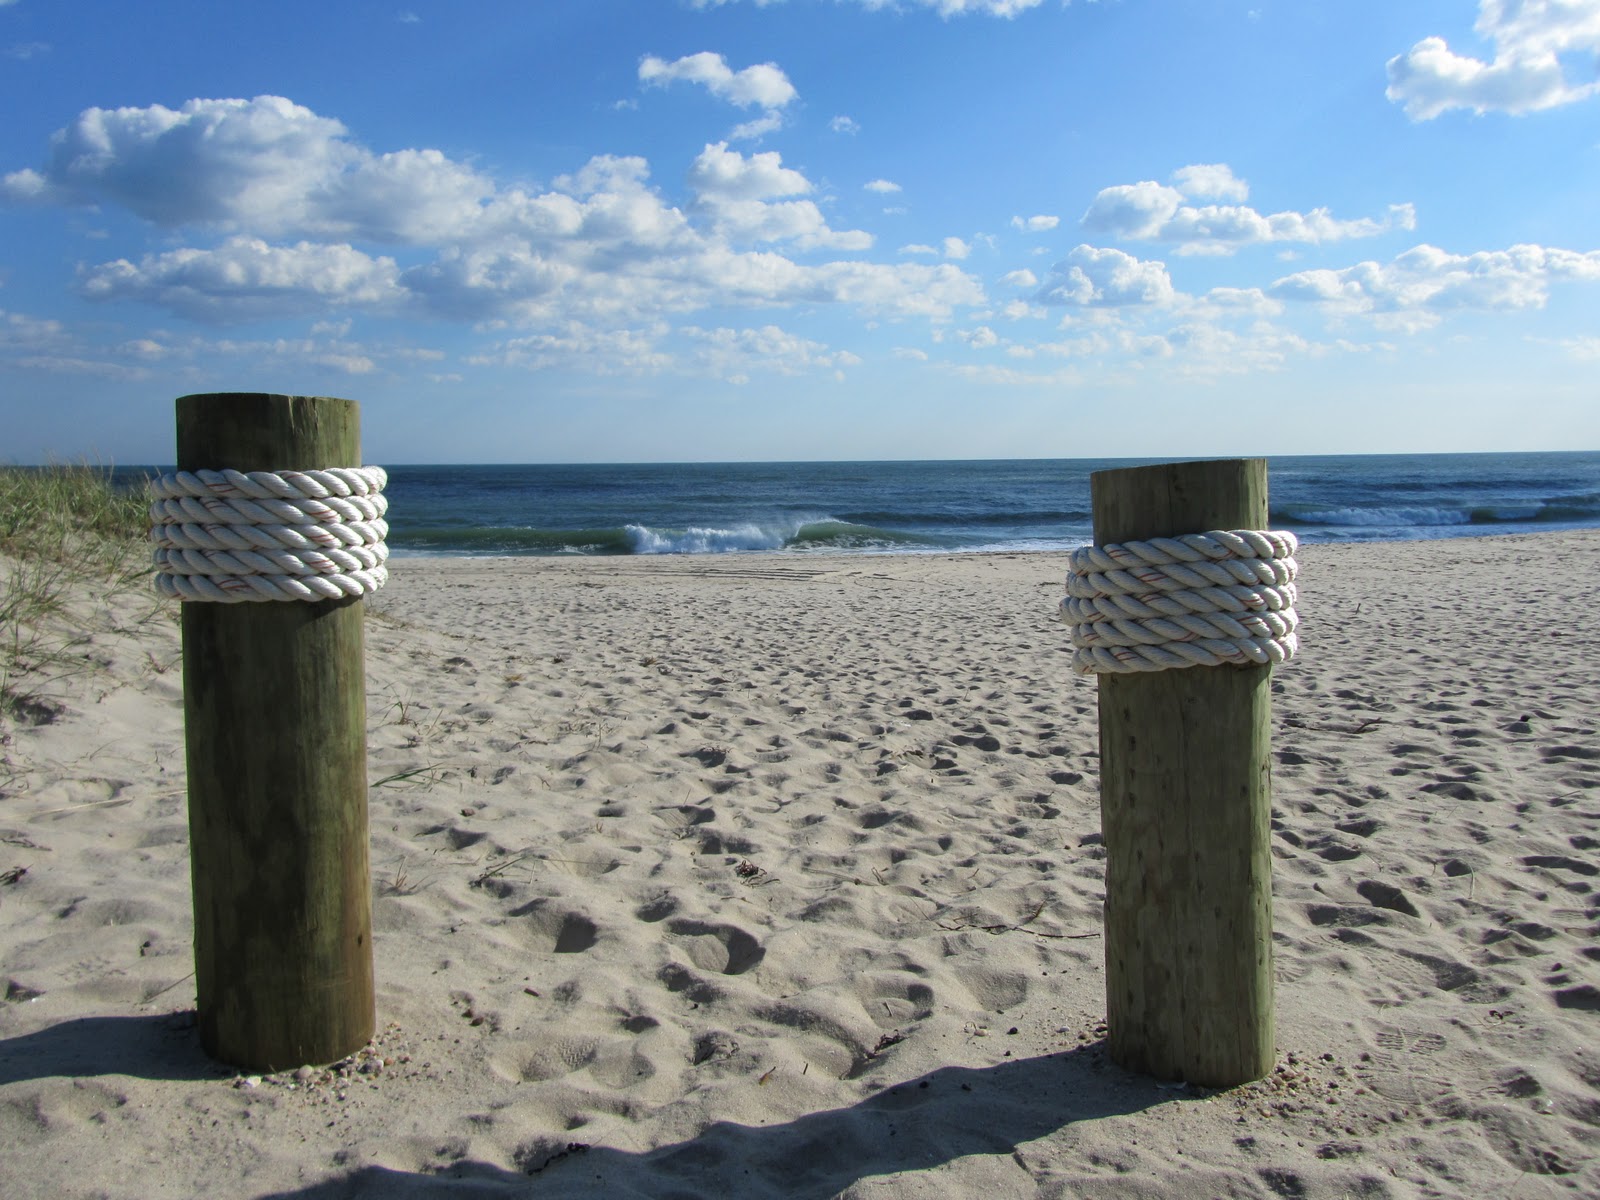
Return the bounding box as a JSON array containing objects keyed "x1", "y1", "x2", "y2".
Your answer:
[
  {"x1": 1091, "y1": 458, "x2": 1276, "y2": 1087},
  {"x1": 175, "y1": 393, "x2": 375, "y2": 1071}
]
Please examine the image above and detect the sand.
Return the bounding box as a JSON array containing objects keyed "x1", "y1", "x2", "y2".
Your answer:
[{"x1": 1, "y1": 532, "x2": 1597, "y2": 1198}]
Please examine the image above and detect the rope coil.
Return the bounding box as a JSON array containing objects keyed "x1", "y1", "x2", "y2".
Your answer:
[
  {"x1": 151, "y1": 466, "x2": 389, "y2": 603},
  {"x1": 1061, "y1": 529, "x2": 1300, "y2": 674}
]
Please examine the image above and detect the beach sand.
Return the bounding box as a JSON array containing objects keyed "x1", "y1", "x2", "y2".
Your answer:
[{"x1": 2, "y1": 533, "x2": 1597, "y2": 1198}]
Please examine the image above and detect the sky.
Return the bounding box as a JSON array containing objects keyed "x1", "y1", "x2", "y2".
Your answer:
[{"x1": 1, "y1": 0, "x2": 1597, "y2": 465}]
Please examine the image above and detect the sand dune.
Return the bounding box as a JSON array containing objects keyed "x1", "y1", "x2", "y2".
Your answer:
[{"x1": 2, "y1": 533, "x2": 1597, "y2": 1197}]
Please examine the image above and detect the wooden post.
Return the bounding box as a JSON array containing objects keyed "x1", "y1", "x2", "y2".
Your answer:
[
  {"x1": 1092, "y1": 458, "x2": 1274, "y2": 1088},
  {"x1": 178, "y1": 393, "x2": 375, "y2": 1072}
]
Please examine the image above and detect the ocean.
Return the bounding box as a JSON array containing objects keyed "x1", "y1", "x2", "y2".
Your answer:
[{"x1": 359, "y1": 451, "x2": 1600, "y2": 558}]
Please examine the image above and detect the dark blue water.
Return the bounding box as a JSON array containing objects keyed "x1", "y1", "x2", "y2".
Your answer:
[
  {"x1": 364, "y1": 452, "x2": 1600, "y2": 557},
  {"x1": 113, "y1": 452, "x2": 1598, "y2": 556}
]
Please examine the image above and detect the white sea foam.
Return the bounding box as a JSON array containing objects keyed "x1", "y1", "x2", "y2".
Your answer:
[{"x1": 625, "y1": 522, "x2": 795, "y2": 554}]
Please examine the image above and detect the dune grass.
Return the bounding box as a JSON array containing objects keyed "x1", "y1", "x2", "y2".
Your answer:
[{"x1": 0, "y1": 462, "x2": 154, "y2": 723}]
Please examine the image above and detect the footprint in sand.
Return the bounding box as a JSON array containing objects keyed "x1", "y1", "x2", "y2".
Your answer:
[
  {"x1": 665, "y1": 918, "x2": 765, "y2": 975},
  {"x1": 510, "y1": 902, "x2": 600, "y2": 954}
]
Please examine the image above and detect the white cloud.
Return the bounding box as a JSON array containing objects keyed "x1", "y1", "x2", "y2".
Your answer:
[
  {"x1": 729, "y1": 112, "x2": 784, "y2": 141},
  {"x1": 942, "y1": 236, "x2": 971, "y2": 259},
  {"x1": 1035, "y1": 245, "x2": 1177, "y2": 307},
  {"x1": 3, "y1": 95, "x2": 989, "y2": 338},
  {"x1": 639, "y1": 51, "x2": 798, "y2": 109},
  {"x1": 0, "y1": 96, "x2": 496, "y2": 244},
  {"x1": 1082, "y1": 169, "x2": 1414, "y2": 255},
  {"x1": 689, "y1": 142, "x2": 811, "y2": 200},
  {"x1": 0, "y1": 307, "x2": 431, "y2": 380},
  {"x1": 1269, "y1": 242, "x2": 1600, "y2": 320},
  {"x1": 470, "y1": 323, "x2": 672, "y2": 375},
  {"x1": 1010, "y1": 214, "x2": 1059, "y2": 233},
  {"x1": 831, "y1": 116, "x2": 861, "y2": 134},
  {"x1": 1000, "y1": 268, "x2": 1038, "y2": 288},
  {"x1": 1170, "y1": 163, "x2": 1249, "y2": 202},
  {"x1": 681, "y1": 323, "x2": 859, "y2": 379},
  {"x1": 941, "y1": 362, "x2": 1085, "y2": 387},
  {"x1": 0, "y1": 309, "x2": 70, "y2": 355},
  {"x1": 1387, "y1": 0, "x2": 1600, "y2": 119},
  {"x1": 79, "y1": 237, "x2": 404, "y2": 322},
  {"x1": 864, "y1": 179, "x2": 902, "y2": 194},
  {"x1": 899, "y1": 243, "x2": 939, "y2": 256},
  {"x1": 1194, "y1": 286, "x2": 1283, "y2": 317},
  {"x1": 1082, "y1": 180, "x2": 1182, "y2": 240},
  {"x1": 1161, "y1": 323, "x2": 1307, "y2": 373},
  {"x1": 689, "y1": 143, "x2": 870, "y2": 250},
  {"x1": 1005, "y1": 330, "x2": 1110, "y2": 360},
  {"x1": 700, "y1": 197, "x2": 874, "y2": 250},
  {"x1": 808, "y1": 261, "x2": 985, "y2": 317},
  {"x1": 1554, "y1": 334, "x2": 1600, "y2": 359},
  {"x1": 10, "y1": 355, "x2": 150, "y2": 379}
]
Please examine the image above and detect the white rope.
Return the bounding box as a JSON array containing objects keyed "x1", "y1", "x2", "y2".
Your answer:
[
  {"x1": 150, "y1": 467, "x2": 389, "y2": 603},
  {"x1": 1061, "y1": 529, "x2": 1300, "y2": 674}
]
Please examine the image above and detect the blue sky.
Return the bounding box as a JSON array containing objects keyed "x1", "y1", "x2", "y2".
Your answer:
[{"x1": 2, "y1": 0, "x2": 1597, "y2": 464}]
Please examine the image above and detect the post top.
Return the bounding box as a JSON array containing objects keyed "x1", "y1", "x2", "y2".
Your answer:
[
  {"x1": 176, "y1": 394, "x2": 360, "y2": 474},
  {"x1": 1090, "y1": 457, "x2": 1268, "y2": 545}
]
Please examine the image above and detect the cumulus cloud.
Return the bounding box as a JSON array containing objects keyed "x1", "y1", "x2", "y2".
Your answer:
[
  {"x1": 1169, "y1": 163, "x2": 1249, "y2": 202},
  {"x1": 942, "y1": 236, "x2": 971, "y2": 259},
  {"x1": 831, "y1": 115, "x2": 861, "y2": 134},
  {"x1": 729, "y1": 112, "x2": 784, "y2": 141},
  {"x1": 689, "y1": 143, "x2": 871, "y2": 250},
  {"x1": 639, "y1": 51, "x2": 797, "y2": 109},
  {"x1": 689, "y1": 142, "x2": 811, "y2": 200},
  {"x1": 1000, "y1": 268, "x2": 1038, "y2": 288},
  {"x1": 1269, "y1": 242, "x2": 1600, "y2": 321},
  {"x1": 700, "y1": 198, "x2": 874, "y2": 250},
  {"x1": 0, "y1": 96, "x2": 496, "y2": 243},
  {"x1": 1387, "y1": 0, "x2": 1600, "y2": 119},
  {"x1": 1010, "y1": 214, "x2": 1058, "y2": 233},
  {"x1": 681, "y1": 323, "x2": 860, "y2": 380},
  {"x1": 3, "y1": 94, "x2": 990, "y2": 335},
  {"x1": 1035, "y1": 245, "x2": 1177, "y2": 307},
  {"x1": 470, "y1": 323, "x2": 673, "y2": 375},
  {"x1": 79, "y1": 237, "x2": 404, "y2": 322},
  {"x1": 864, "y1": 179, "x2": 902, "y2": 194},
  {"x1": 1159, "y1": 323, "x2": 1312, "y2": 375},
  {"x1": 1195, "y1": 286, "x2": 1283, "y2": 317},
  {"x1": 1081, "y1": 165, "x2": 1415, "y2": 255},
  {"x1": 0, "y1": 309, "x2": 70, "y2": 352}
]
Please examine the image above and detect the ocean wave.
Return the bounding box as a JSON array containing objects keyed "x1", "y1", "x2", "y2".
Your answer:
[
  {"x1": 1274, "y1": 491, "x2": 1600, "y2": 531},
  {"x1": 836, "y1": 508, "x2": 1090, "y2": 527},
  {"x1": 1274, "y1": 504, "x2": 1472, "y2": 528},
  {"x1": 627, "y1": 519, "x2": 944, "y2": 554},
  {"x1": 391, "y1": 525, "x2": 636, "y2": 555},
  {"x1": 390, "y1": 517, "x2": 950, "y2": 556}
]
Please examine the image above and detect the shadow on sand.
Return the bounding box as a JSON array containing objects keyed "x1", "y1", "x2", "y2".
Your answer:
[
  {"x1": 251, "y1": 1043, "x2": 1163, "y2": 1199},
  {"x1": 0, "y1": 1010, "x2": 226, "y2": 1085}
]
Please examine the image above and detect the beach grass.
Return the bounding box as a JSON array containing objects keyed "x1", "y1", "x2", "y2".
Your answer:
[{"x1": 0, "y1": 462, "x2": 153, "y2": 721}]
